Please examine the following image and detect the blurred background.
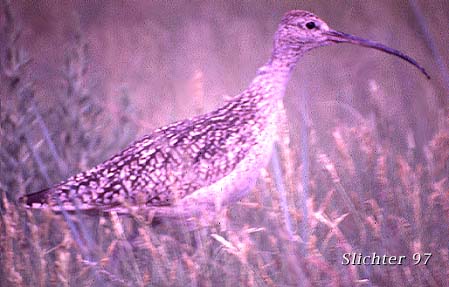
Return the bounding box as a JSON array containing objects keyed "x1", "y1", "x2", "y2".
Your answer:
[{"x1": 1, "y1": 1, "x2": 448, "y2": 286}]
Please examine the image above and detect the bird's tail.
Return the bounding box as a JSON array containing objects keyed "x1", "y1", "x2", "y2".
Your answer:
[{"x1": 19, "y1": 188, "x2": 52, "y2": 209}]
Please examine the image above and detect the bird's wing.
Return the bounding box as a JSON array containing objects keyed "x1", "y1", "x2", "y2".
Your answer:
[{"x1": 21, "y1": 101, "x2": 258, "y2": 211}]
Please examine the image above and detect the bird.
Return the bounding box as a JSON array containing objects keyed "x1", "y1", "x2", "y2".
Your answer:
[{"x1": 20, "y1": 10, "x2": 429, "y2": 218}]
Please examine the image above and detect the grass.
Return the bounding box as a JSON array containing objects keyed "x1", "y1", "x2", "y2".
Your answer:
[{"x1": 1, "y1": 1, "x2": 447, "y2": 286}]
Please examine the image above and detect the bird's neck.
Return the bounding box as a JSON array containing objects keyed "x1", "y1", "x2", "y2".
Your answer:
[{"x1": 249, "y1": 47, "x2": 303, "y2": 102}]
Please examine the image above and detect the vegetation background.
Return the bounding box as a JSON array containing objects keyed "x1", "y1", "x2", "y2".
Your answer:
[{"x1": 1, "y1": 1, "x2": 447, "y2": 286}]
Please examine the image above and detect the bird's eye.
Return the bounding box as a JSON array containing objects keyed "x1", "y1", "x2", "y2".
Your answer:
[{"x1": 305, "y1": 22, "x2": 316, "y2": 29}]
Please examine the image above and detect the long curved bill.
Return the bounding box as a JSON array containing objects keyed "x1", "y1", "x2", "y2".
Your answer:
[{"x1": 325, "y1": 30, "x2": 430, "y2": 79}]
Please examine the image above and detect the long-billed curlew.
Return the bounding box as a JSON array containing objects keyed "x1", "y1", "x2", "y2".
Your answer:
[{"x1": 20, "y1": 10, "x2": 429, "y2": 218}]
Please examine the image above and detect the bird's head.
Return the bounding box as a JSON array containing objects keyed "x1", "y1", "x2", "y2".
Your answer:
[
  {"x1": 274, "y1": 10, "x2": 331, "y2": 51},
  {"x1": 273, "y1": 10, "x2": 429, "y2": 79}
]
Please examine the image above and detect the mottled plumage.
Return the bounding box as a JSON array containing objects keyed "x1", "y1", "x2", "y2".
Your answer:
[{"x1": 21, "y1": 10, "x2": 428, "y2": 217}]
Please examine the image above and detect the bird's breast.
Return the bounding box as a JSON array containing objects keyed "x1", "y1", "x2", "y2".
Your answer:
[{"x1": 154, "y1": 101, "x2": 281, "y2": 217}]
